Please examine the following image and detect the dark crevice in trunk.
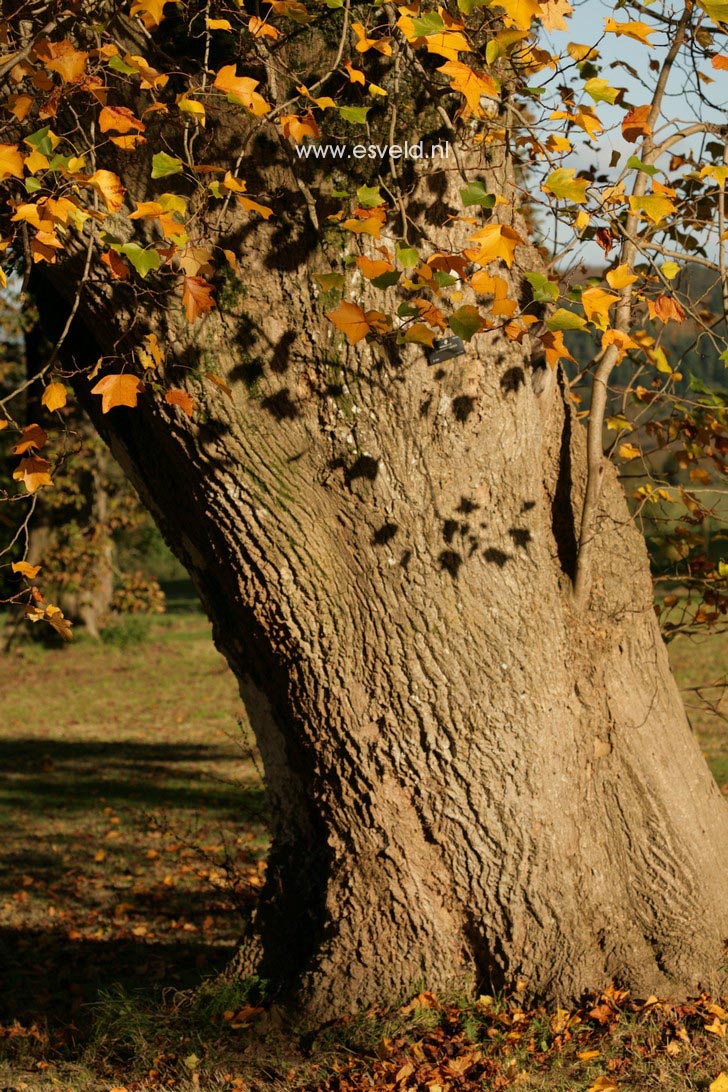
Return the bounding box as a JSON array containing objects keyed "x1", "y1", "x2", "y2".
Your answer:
[{"x1": 550, "y1": 374, "x2": 578, "y2": 581}]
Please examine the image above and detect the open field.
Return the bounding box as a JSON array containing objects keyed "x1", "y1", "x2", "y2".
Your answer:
[{"x1": 0, "y1": 604, "x2": 726, "y2": 1091}]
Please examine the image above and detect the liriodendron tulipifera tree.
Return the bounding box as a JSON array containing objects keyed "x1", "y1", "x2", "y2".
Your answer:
[{"x1": 0, "y1": 0, "x2": 727, "y2": 1020}]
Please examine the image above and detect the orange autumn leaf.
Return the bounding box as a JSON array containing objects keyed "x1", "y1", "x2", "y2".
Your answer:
[
  {"x1": 7, "y1": 94, "x2": 33, "y2": 121},
  {"x1": 249, "y1": 16, "x2": 280, "y2": 39},
  {"x1": 90, "y1": 373, "x2": 143, "y2": 412},
  {"x1": 41, "y1": 381, "x2": 67, "y2": 411},
  {"x1": 98, "y1": 105, "x2": 145, "y2": 134},
  {"x1": 413, "y1": 298, "x2": 447, "y2": 329},
  {"x1": 467, "y1": 223, "x2": 524, "y2": 268},
  {"x1": 622, "y1": 104, "x2": 652, "y2": 143},
  {"x1": 213, "y1": 66, "x2": 270, "y2": 115},
  {"x1": 326, "y1": 301, "x2": 372, "y2": 344},
  {"x1": 182, "y1": 276, "x2": 215, "y2": 322},
  {"x1": 35, "y1": 39, "x2": 88, "y2": 82},
  {"x1": 101, "y1": 250, "x2": 131, "y2": 280},
  {"x1": 540, "y1": 329, "x2": 576, "y2": 369},
  {"x1": 471, "y1": 270, "x2": 517, "y2": 317},
  {"x1": 712, "y1": 55, "x2": 728, "y2": 70},
  {"x1": 165, "y1": 388, "x2": 196, "y2": 417},
  {"x1": 204, "y1": 372, "x2": 233, "y2": 399},
  {"x1": 648, "y1": 295, "x2": 686, "y2": 323},
  {"x1": 356, "y1": 255, "x2": 395, "y2": 280},
  {"x1": 13, "y1": 456, "x2": 53, "y2": 493},
  {"x1": 345, "y1": 62, "x2": 366, "y2": 85},
  {"x1": 438, "y1": 60, "x2": 497, "y2": 116},
  {"x1": 12, "y1": 423, "x2": 47, "y2": 454},
  {"x1": 88, "y1": 169, "x2": 125, "y2": 212},
  {"x1": 280, "y1": 112, "x2": 320, "y2": 143}
]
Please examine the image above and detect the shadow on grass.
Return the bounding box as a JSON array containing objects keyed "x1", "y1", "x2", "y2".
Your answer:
[
  {"x1": 0, "y1": 924, "x2": 236, "y2": 1039},
  {"x1": 0, "y1": 738, "x2": 265, "y2": 817}
]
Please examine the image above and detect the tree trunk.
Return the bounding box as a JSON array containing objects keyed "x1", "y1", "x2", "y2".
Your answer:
[{"x1": 33, "y1": 143, "x2": 728, "y2": 1023}]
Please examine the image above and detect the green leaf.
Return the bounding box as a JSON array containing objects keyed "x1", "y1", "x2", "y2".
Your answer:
[
  {"x1": 626, "y1": 155, "x2": 658, "y2": 177},
  {"x1": 24, "y1": 126, "x2": 55, "y2": 155},
  {"x1": 460, "y1": 181, "x2": 496, "y2": 208},
  {"x1": 449, "y1": 305, "x2": 483, "y2": 341},
  {"x1": 313, "y1": 272, "x2": 345, "y2": 292},
  {"x1": 339, "y1": 106, "x2": 369, "y2": 124},
  {"x1": 151, "y1": 152, "x2": 184, "y2": 179},
  {"x1": 397, "y1": 302, "x2": 419, "y2": 318},
  {"x1": 115, "y1": 243, "x2": 162, "y2": 279},
  {"x1": 357, "y1": 184, "x2": 383, "y2": 208},
  {"x1": 433, "y1": 270, "x2": 457, "y2": 287},
  {"x1": 546, "y1": 308, "x2": 587, "y2": 331},
  {"x1": 412, "y1": 10, "x2": 444, "y2": 35},
  {"x1": 371, "y1": 271, "x2": 401, "y2": 289},
  {"x1": 396, "y1": 244, "x2": 419, "y2": 269},
  {"x1": 525, "y1": 272, "x2": 558, "y2": 303},
  {"x1": 458, "y1": 0, "x2": 488, "y2": 13},
  {"x1": 25, "y1": 177, "x2": 41, "y2": 193},
  {"x1": 108, "y1": 55, "x2": 139, "y2": 75},
  {"x1": 48, "y1": 153, "x2": 75, "y2": 172}
]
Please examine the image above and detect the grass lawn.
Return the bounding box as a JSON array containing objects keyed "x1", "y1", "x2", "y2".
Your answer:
[{"x1": 0, "y1": 604, "x2": 726, "y2": 1091}]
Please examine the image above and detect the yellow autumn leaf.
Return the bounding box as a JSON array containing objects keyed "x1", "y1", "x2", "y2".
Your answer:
[
  {"x1": 582, "y1": 287, "x2": 619, "y2": 328},
  {"x1": 24, "y1": 149, "x2": 49, "y2": 174},
  {"x1": 629, "y1": 194, "x2": 674, "y2": 223},
  {"x1": 207, "y1": 17, "x2": 232, "y2": 29},
  {"x1": 496, "y1": 0, "x2": 541, "y2": 30},
  {"x1": 0, "y1": 143, "x2": 24, "y2": 179},
  {"x1": 13, "y1": 456, "x2": 53, "y2": 493},
  {"x1": 618, "y1": 443, "x2": 641, "y2": 460},
  {"x1": 543, "y1": 168, "x2": 590, "y2": 203},
  {"x1": 606, "y1": 264, "x2": 638, "y2": 289},
  {"x1": 604, "y1": 18, "x2": 656, "y2": 44},
  {"x1": 41, "y1": 381, "x2": 67, "y2": 411},
  {"x1": 177, "y1": 95, "x2": 206, "y2": 126},
  {"x1": 698, "y1": 0, "x2": 728, "y2": 25},
  {"x1": 426, "y1": 31, "x2": 471, "y2": 62},
  {"x1": 466, "y1": 223, "x2": 524, "y2": 268},
  {"x1": 709, "y1": 1073, "x2": 728, "y2": 1092},
  {"x1": 213, "y1": 66, "x2": 270, "y2": 115},
  {"x1": 567, "y1": 42, "x2": 599, "y2": 62},
  {"x1": 12, "y1": 561, "x2": 41, "y2": 579},
  {"x1": 587, "y1": 1076, "x2": 618, "y2": 1092},
  {"x1": 538, "y1": 0, "x2": 573, "y2": 31},
  {"x1": 130, "y1": 0, "x2": 173, "y2": 26},
  {"x1": 404, "y1": 323, "x2": 436, "y2": 347}
]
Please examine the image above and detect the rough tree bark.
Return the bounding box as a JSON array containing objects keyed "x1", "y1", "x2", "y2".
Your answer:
[{"x1": 35, "y1": 133, "x2": 728, "y2": 1023}]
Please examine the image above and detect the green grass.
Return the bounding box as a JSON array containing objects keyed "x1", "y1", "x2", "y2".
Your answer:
[{"x1": 0, "y1": 605, "x2": 725, "y2": 1090}]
